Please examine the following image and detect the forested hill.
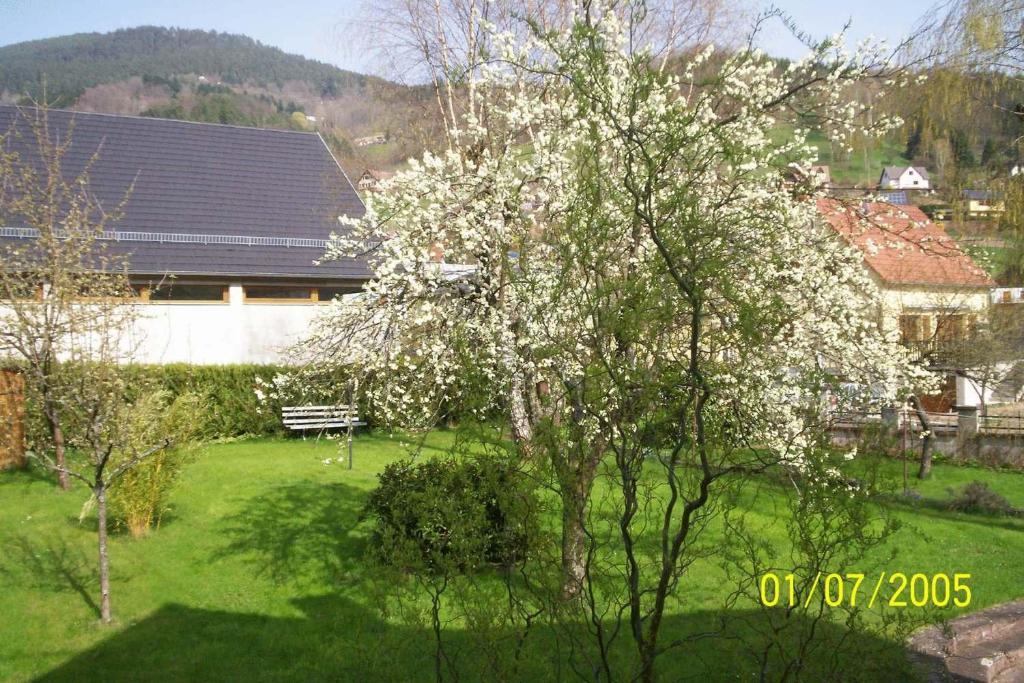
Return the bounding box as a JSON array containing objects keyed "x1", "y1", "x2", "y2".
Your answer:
[
  {"x1": 0, "y1": 26, "x2": 373, "y2": 102},
  {"x1": 0, "y1": 27, "x2": 439, "y2": 177}
]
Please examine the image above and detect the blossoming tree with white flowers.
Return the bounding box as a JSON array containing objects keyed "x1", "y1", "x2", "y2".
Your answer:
[{"x1": 309, "y1": 5, "x2": 932, "y2": 677}]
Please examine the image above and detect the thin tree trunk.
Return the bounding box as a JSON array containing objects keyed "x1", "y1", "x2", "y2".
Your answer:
[
  {"x1": 560, "y1": 490, "x2": 587, "y2": 600},
  {"x1": 96, "y1": 484, "x2": 112, "y2": 623},
  {"x1": 558, "y1": 443, "x2": 603, "y2": 600},
  {"x1": 910, "y1": 396, "x2": 934, "y2": 479},
  {"x1": 45, "y1": 404, "x2": 70, "y2": 490},
  {"x1": 508, "y1": 373, "x2": 534, "y2": 455}
]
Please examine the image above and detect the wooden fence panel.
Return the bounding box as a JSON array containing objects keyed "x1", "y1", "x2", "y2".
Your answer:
[{"x1": 0, "y1": 368, "x2": 26, "y2": 469}]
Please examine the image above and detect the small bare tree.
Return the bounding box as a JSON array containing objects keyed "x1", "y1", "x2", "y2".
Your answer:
[
  {"x1": 358, "y1": 0, "x2": 743, "y2": 152},
  {"x1": 0, "y1": 106, "x2": 193, "y2": 624},
  {"x1": 0, "y1": 105, "x2": 132, "y2": 490},
  {"x1": 37, "y1": 347, "x2": 191, "y2": 624}
]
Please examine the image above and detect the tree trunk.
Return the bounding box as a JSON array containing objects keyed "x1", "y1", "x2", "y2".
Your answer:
[
  {"x1": 558, "y1": 443, "x2": 603, "y2": 600},
  {"x1": 96, "y1": 485, "x2": 112, "y2": 623},
  {"x1": 508, "y1": 373, "x2": 534, "y2": 456},
  {"x1": 560, "y1": 490, "x2": 587, "y2": 599},
  {"x1": 910, "y1": 396, "x2": 933, "y2": 479},
  {"x1": 45, "y1": 407, "x2": 70, "y2": 491}
]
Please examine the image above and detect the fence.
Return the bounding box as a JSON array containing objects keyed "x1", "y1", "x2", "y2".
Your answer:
[
  {"x1": 830, "y1": 409, "x2": 1024, "y2": 435},
  {"x1": 0, "y1": 368, "x2": 26, "y2": 469},
  {"x1": 830, "y1": 406, "x2": 1024, "y2": 468}
]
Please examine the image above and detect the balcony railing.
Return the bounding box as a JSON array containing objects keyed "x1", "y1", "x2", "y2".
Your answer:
[{"x1": 900, "y1": 339, "x2": 973, "y2": 366}]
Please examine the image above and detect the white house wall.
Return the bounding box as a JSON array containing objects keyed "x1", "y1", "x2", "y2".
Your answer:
[
  {"x1": 877, "y1": 285, "x2": 990, "y2": 337},
  {"x1": 956, "y1": 373, "x2": 992, "y2": 408},
  {"x1": 126, "y1": 284, "x2": 325, "y2": 364}
]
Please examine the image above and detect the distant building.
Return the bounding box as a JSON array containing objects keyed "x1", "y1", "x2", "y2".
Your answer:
[
  {"x1": 879, "y1": 165, "x2": 930, "y2": 190},
  {"x1": 354, "y1": 133, "x2": 387, "y2": 147},
  {"x1": 357, "y1": 168, "x2": 395, "y2": 192},
  {"x1": 810, "y1": 165, "x2": 831, "y2": 185},
  {"x1": 992, "y1": 287, "x2": 1024, "y2": 305},
  {"x1": 963, "y1": 189, "x2": 1004, "y2": 217},
  {"x1": 783, "y1": 162, "x2": 831, "y2": 188}
]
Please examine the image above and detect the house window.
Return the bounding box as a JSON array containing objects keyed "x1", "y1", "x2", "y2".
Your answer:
[
  {"x1": 1, "y1": 282, "x2": 42, "y2": 301},
  {"x1": 899, "y1": 314, "x2": 932, "y2": 344},
  {"x1": 913, "y1": 180, "x2": 919, "y2": 186},
  {"x1": 147, "y1": 284, "x2": 228, "y2": 302},
  {"x1": 935, "y1": 314, "x2": 968, "y2": 343},
  {"x1": 244, "y1": 286, "x2": 315, "y2": 302},
  {"x1": 317, "y1": 286, "x2": 360, "y2": 302}
]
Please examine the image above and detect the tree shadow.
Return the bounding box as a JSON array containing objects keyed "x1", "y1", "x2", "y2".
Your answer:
[
  {"x1": 0, "y1": 460, "x2": 61, "y2": 487},
  {"x1": 33, "y1": 594, "x2": 910, "y2": 682},
  {"x1": 211, "y1": 479, "x2": 369, "y2": 586},
  {"x1": 0, "y1": 533, "x2": 100, "y2": 617},
  {"x1": 878, "y1": 491, "x2": 1024, "y2": 533}
]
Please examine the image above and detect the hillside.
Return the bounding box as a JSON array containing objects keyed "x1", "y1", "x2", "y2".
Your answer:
[
  {"x1": 0, "y1": 26, "x2": 372, "y2": 102},
  {"x1": 0, "y1": 27, "x2": 437, "y2": 176}
]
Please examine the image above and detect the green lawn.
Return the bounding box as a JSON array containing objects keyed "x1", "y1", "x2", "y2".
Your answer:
[
  {"x1": 1, "y1": 434, "x2": 1022, "y2": 681},
  {"x1": 770, "y1": 126, "x2": 907, "y2": 187}
]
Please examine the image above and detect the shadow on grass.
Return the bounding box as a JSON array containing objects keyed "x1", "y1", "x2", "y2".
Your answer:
[
  {"x1": 33, "y1": 593, "x2": 912, "y2": 682},
  {"x1": 0, "y1": 461, "x2": 62, "y2": 487},
  {"x1": 0, "y1": 534, "x2": 101, "y2": 618},
  {"x1": 877, "y1": 491, "x2": 1024, "y2": 533},
  {"x1": 212, "y1": 479, "x2": 369, "y2": 586}
]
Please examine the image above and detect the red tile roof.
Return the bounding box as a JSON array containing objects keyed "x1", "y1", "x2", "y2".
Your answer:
[{"x1": 818, "y1": 199, "x2": 993, "y2": 288}]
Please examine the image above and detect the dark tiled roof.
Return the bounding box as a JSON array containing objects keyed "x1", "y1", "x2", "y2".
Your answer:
[
  {"x1": 881, "y1": 165, "x2": 930, "y2": 181},
  {"x1": 963, "y1": 189, "x2": 1002, "y2": 201},
  {"x1": 0, "y1": 106, "x2": 369, "y2": 281}
]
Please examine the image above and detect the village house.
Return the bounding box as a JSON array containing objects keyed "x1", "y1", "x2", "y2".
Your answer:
[
  {"x1": 809, "y1": 164, "x2": 831, "y2": 186},
  {"x1": 879, "y1": 165, "x2": 931, "y2": 190},
  {"x1": 0, "y1": 106, "x2": 370, "y2": 365},
  {"x1": 962, "y1": 189, "x2": 1005, "y2": 218},
  {"x1": 353, "y1": 132, "x2": 387, "y2": 147},
  {"x1": 783, "y1": 162, "x2": 831, "y2": 188},
  {"x1": 356, "y1": 168, "x2": 395, "y2": 192},
  {"x1": 819, "y1": 199, "x2": 994, "y2": 407}
]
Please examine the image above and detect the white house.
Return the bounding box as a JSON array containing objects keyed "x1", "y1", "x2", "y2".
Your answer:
[
  {"x1": 356, "y1": 168, "x2": 395, "y2": 192},
  {"x1": 879, "y1": 165, "x2": 930, "y2": 190},
  {"x1": 0, "y1": 106, "x2": 371, "y2": 365}
]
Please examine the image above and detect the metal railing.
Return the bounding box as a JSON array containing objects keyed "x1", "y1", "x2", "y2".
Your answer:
[
  {"x1": 1, "y1": 226, "x2": 330, "y2": 249},
  {"x1": 830, "y1": 409, "x2": 1024, "y2": 435}
]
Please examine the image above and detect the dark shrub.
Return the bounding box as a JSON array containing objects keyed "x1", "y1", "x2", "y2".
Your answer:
[
  {"x1": 947, "y1": 481, "x2": 1016, "y2": 515},
  {"x1": 363, "y1": 456, "x2": 538, "y2": 572}
]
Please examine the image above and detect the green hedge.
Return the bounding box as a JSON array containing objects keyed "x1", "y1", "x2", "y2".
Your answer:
[
  {"x1": 121, "y1": 364, "x2": 291, "y2": 438},
  {"x1": 20, "y1": 363, "x2": 363, "y2": 445}
]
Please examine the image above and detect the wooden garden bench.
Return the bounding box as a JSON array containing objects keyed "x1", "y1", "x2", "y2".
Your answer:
[{"x1": 281, "y1": 405, "x2": 364, "y2": 434}]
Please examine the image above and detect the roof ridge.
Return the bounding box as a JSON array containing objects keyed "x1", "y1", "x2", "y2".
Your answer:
[{"x1": 0, "y1": 104, "x2": 321, "y2": 137}]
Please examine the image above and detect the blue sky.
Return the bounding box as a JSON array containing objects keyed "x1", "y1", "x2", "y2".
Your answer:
[{"x1": 0, "y1": 0, "x2": 934, "y2": 76}]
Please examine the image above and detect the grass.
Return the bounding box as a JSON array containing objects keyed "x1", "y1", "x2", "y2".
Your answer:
[
  {"x1": 962, "y1": 244, "x2": 1009, "y2": 278},
  {"x1": 1, "y1": 432, "x2": 1023, "y2": 681},
  {"x1": 771, "y1": 125, "x2": 908, "y2": 188},
  {"x1": 815, "y1": 132, "x2": 908, "y2": 187}
]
